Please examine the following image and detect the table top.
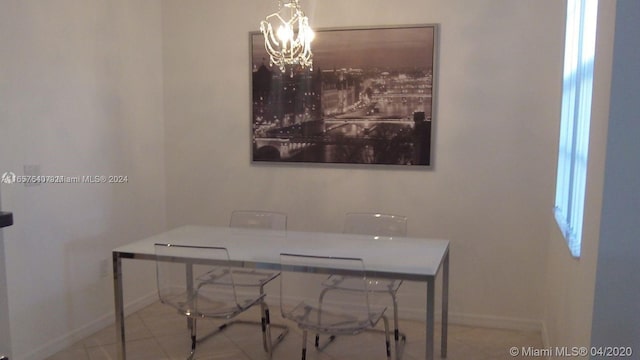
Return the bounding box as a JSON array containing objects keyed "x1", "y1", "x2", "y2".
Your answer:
[{"x1": 114, "y1": 225, "x2": 449, "y2": 280}]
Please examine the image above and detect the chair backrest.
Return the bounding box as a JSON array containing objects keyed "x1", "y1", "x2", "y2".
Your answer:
[
  {"x1": 343, "y1": 212, "x2": 407, "y2": 237},
  {"x1": 279, "y1": 253, "x2": 377, "y2": 327},
  {"x1": 154, "y1": 243, "x2": 240, "y2": 316},
  {"x1": 229, "y1": 210, "x2": 287, "y2": 230}
]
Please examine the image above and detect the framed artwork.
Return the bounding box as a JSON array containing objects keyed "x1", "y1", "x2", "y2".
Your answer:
[{"x1": 250, "y1": 24, "x2": 438, "y2": 167}]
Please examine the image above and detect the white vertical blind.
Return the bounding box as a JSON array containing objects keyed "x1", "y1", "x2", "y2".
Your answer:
[{"x1": 554, "y1": 0, "x2": 598, "y2": 258}]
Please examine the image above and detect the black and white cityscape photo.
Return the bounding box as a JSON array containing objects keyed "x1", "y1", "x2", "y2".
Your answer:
[{"x1": 251, "y1": 25, "x2": 437, "y2": 166}]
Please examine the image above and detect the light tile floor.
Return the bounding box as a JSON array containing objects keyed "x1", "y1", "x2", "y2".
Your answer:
[{"x1": 46, "y1": 301, "x2": 544, "y2": 360}]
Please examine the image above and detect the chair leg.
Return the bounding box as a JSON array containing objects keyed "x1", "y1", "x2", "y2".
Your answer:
[
  {"x1": 259, "y1": 280, "x2": 290, "y2": 357},
  {"x1": 392, "y1": 291, "x2": 400, "y2": 342},
  {"x1": 189, "y1": 317, "x2": 197, "y2": 359},
  {"x1": 301, "y1": 330, "x2": 308, "y2": 360},
  {"x1": 262, "y1": 303, "x2": 273, "y2": 357},
  {"x1": 390, "y1": 290, "x2": 408, "y2": 359},
  {"x1": 314, "y1": 334, "x2": 336, "y2": 351},
  {"x1": 382, "y1": 316, "x2": 391, "y2": 360},
  {"x1": 314, "y1": 286, "x2": 330, "y2": 349},
  {"x1": 259, "y1": 284, "x2": 277, "y2": 357},
  {"x1": 314, "y1": 287, "x2": 338, "y2": 350}
]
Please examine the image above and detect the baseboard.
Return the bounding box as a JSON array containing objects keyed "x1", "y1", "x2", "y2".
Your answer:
[
  {"x1": 19, "y1": 291, "x2": 158, "y2": 360},
  {"x1": 20, "y1": 295, "x2": 544, "y2": 360},
  {"x1": 398, "y1": 307, "x2": 544, "y2": 332}
]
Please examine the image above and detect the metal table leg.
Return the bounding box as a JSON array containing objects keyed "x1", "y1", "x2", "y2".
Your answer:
[
  {"x1": 441, "y1": 250, "x2": 449, "y2": 358},
  {"x1": 426, "y1": 277, "x2": 435, "y2": 360},
  {"x1": 113, "y1": 252, "x2": 126, "y2": 360}
]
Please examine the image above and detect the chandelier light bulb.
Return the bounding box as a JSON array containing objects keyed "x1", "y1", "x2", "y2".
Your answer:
[
  {"x1": 277, "y1": 24, "x2": 293, "y2": 44},
  {"x1": 306, "y1": 28, "x2": 315, "y2": 43}
]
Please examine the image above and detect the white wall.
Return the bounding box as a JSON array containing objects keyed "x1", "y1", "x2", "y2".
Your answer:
[
  {"x1": 0, "y1": 1, "x2": 166, "y2": 359},
  {"x1": 541, "y1": 1, "x2": 616, "y2": 354},
  {"x1": 0, "y1": 1, "x2": 591, "y2": 357},
  {"x1": 591, "y1": 0, "x2": 640, "y2": 353},
  {"x1": 163, "y1": 0, "x2": 564, "y2": 328}
]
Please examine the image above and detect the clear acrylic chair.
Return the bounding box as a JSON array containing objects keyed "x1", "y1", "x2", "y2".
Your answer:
[
  {"x1": 224, "y1": 210, "x2": 288, "y2": 298},
  {"x1": 229, "y1": 210, "x2": 287, "y2": 230},
  {"x1": 155, "y1": 243, "x2": 279, "y2": 359},
  {"x1": 280, "y1": 253, "x2": 392, "y2": 360},
  {"x1": 193, "y1": 210, "x2": 290, "y2": 351},
  {"x1": 343, "y1": 212, "x2": 407, "y2": 238},
  {"x1": 317, "y1": 212, "x2": 408, "y2": 357}
]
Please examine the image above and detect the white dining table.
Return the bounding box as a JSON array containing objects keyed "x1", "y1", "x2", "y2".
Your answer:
[{"x1": 112, "y1": 225, "x2": 449, "y2": 360}]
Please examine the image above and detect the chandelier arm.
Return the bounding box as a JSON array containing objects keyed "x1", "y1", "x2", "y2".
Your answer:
[{"x1": 261, "y1": 22, "x2": 278, "y2": 48}]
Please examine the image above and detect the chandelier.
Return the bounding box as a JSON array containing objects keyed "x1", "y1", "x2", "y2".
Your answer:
[{"x1": 259, "y1": 0, "x2": 314, "y2": 73}]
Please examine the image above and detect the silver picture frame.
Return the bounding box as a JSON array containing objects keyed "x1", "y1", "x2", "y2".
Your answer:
[{"x1": 250, "y1": 24, "x2": 438, "y2": 167}]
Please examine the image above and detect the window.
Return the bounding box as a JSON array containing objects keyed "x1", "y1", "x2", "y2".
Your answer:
[{"x1": 554, "y1": 0, "x2": 598, "y2": 258}]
